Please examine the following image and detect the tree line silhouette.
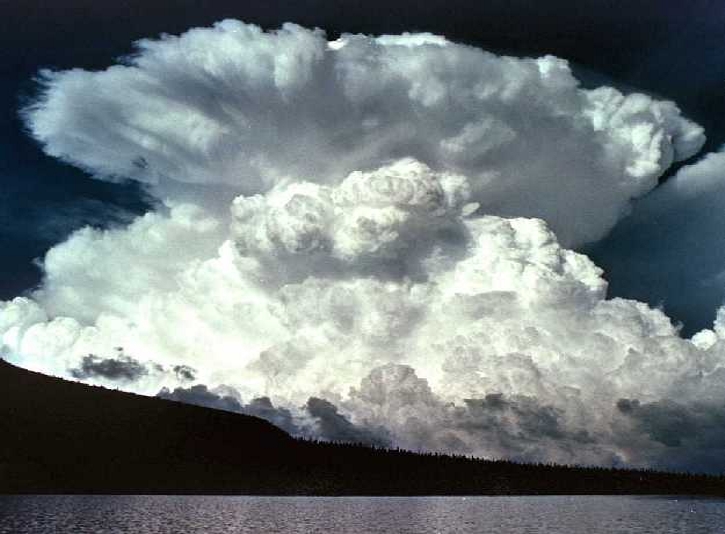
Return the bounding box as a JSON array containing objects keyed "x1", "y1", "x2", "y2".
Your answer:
[{"x1": 1, "y1": 358, "x2": 723, "y2": 495}]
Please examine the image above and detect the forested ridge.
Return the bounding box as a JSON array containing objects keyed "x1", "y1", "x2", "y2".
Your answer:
[{"x1": 1, "y1": 359, "x2": 723, "y2": 496}]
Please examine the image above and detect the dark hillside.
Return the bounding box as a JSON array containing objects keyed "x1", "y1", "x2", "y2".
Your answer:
[
  {"x1": 1, "y1": 359, "x2": 723, "y2": 495},
  {"x1": 0, "y1": 359, "x2": 294, "y2": 493}
]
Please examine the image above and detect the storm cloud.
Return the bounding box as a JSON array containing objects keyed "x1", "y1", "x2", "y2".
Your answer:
[{"x1": 2, "y1": 20, "x2": 725, "y2": 472}]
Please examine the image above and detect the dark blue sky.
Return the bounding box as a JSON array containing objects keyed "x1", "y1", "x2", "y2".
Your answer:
[{"x1": 2, "y1": 0, "x2": 725, "y2": 335}]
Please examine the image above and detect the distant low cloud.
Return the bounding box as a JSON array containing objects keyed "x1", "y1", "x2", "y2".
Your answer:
[
  {"x1": 243, "y1": 396, "x2": 300, "y2": 436},
  {"x1": 624, "y1": 399, "x2": 725, "y2": 449},
  {"x1": 70, "y1": 352, "x2": 148, "y2": 382},
  {"x1": 305, "y1": 397, "x2": 390, "y2": 447},
  {"x1": 615, "y1": 397, "x2": 725, "y2": 472},
  {"x1": 172, "y1": 364, "x2": 196, "y2": 382},
  {"x1": 69, "y1": 350, "x2": 197, "y2": 386},
  {"x1": 344, "y1": 364, "x2": 603, "y2": 465},
  {"x1": 157, "y1": 384, "x2": 244, "y2": 413},
  {"x1": 157, "y1": 384, "x2": 302, "y2": 435},
  {"x1": 157, "y1": 384, "x2": 384, "y2": 442}
]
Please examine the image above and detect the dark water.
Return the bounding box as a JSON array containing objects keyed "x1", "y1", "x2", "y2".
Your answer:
[{"x1": 1, "y1": 495, "x2": 724, "y2": 533}]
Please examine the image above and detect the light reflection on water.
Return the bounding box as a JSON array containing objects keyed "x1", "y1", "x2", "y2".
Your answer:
[{"x1": 1, "y1": 495, "x2": 724, "y2": 533}]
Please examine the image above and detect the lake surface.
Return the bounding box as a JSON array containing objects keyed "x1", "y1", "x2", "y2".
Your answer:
[{"x1": 1, "y1": 495, "x2": 724, "y2": 533}]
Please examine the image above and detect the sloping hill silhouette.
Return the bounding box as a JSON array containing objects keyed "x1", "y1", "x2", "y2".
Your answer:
[{"x1": 1, "y1": 359, "x2": 723, "y2": 495}]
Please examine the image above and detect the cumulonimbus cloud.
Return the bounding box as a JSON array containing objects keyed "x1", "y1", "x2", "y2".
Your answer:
[
  {"x1": 23, "y1": 20, "x2": 703, "y2": 247},
  {"x1": 3, "y1": 20, "x2": 724, "y2": 472}
]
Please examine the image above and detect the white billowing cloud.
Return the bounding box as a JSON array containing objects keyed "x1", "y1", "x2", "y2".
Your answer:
[
  {"x1": 34, "y1": 203, "x2": 224, "y2": 322},
  {"x1": 4, "y1": 21, "x2": 725, "y2": 472},
  {"x1": 24, "y1": 20, "x2": 702, "y2": 246},
  {"x1": 230, "y1": 158, "x2": 472, "y2": 282},
  {"x1": 4, "y1": 184, "x2": 725, "y2": 470}
]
